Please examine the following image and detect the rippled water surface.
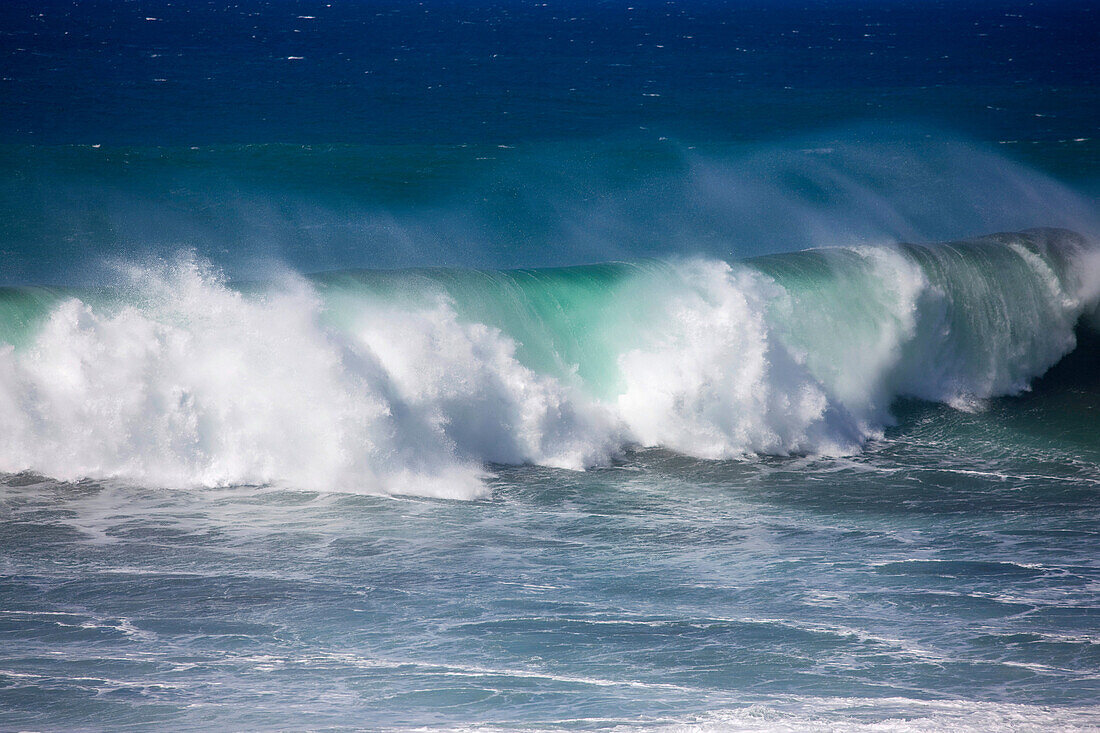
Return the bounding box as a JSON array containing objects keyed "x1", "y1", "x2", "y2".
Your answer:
[{"x1": 3, "y1": 393, "x2": 1099, "y2": 730}]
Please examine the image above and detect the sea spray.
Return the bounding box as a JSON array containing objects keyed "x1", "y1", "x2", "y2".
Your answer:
[
  {"x1": 0, "y1": 258, "x2": 490, "y2": 498},
  {"x1": 615, "y1": 260, "x2": 864, "y2": 458},
  {"x1": 5, "y1": 134, "x2": 1099, "y2": 283},
  {"x1": 0, "y1": 229, "x2": 1094, "y2": 496}
]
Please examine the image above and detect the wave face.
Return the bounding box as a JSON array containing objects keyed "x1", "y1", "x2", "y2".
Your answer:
[{"x1": 0, "y1": 228, "x2": 1095, "y2": 498}]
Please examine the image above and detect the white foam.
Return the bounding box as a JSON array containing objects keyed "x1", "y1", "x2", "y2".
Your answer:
[
  {"x1": 637, "y1": 698, "x2": 1100, "y2": 733},
  {"x1": 0, "y1": 257, "x2": 487, "y2": 498},
  {"x1": 617, "y1": 261, "x2": 865, "y2": 458},
  {"x1": 0, "y1": 256, "x2": 630, "y2": 498},
  {"x1": 409, "y1": 698, "x2": 1100, "y2": 732},
  {"x1": 0, "y1": 232, "x2": 1095, "y2": 498}
]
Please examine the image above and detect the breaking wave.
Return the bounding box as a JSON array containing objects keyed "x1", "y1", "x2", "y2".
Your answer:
[{"x1": 0, "y1": 228, "x2": 1095, "y2": 498}]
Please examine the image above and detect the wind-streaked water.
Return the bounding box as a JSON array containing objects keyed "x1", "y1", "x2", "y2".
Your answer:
[{"x1": 3, "y1": 0, "x2": 1100, "y2": 730}]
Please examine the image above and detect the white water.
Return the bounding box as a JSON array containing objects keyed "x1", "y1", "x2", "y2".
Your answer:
[
  {"x1": 0, "y1": 232, "x2": 1094, "y2": 497},
  {"x1": 429, "y1": 698, "x2": 1100, "y2": 732}
]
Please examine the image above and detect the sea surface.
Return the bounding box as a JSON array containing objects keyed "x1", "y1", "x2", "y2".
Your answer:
[{"x1": 2, "y1": 1, "x2": 1100, "y2": 730}]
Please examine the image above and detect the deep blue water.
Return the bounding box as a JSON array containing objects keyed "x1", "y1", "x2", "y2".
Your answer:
[
  {"x1": 3, "y1": 0, "x2": 1098, "y2": 145},
  {"x1": 1, "y1": 1, "x2": 1099, "y2": 730}
]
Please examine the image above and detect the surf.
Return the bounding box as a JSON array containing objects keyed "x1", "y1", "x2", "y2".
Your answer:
[{"x1": 0, "y1": 228, "x2": 1095, "y2": 498}]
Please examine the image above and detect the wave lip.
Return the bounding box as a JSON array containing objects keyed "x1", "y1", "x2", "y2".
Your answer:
[{"x1": 0, "y1": 228, "x2": 1095, "y2": 497}]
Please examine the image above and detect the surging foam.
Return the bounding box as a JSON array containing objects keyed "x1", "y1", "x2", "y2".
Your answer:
[{"x1": 0, "y1": 229, "x2": 1095, "y2": 497}]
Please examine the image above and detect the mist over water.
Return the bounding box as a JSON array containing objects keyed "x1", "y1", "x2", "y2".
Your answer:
[{"x1": 3, "y1": 129, "x2": 1098, "y2": 283}]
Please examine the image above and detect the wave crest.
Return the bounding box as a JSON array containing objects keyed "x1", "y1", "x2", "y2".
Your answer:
[{"x1": 0, "y1": 229, "x2": 1094, "y2": 497}]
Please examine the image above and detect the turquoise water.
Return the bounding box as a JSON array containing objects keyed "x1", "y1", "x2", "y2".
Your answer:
[
  {"x1": 3, "y1": 0, "x2": 1100, "y2": 730},
  {"x1": 1, "y1": 231, "x2": 1100, "y2": 730}
]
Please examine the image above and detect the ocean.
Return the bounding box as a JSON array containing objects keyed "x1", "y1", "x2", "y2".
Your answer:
[{"x1": 2, "y1": 0, "x2": 1100, "y2": 730}]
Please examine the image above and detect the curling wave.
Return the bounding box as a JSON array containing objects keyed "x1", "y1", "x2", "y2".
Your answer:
[{"x1": 0, "y1": 228, "x2": 1095, "y2": 497}]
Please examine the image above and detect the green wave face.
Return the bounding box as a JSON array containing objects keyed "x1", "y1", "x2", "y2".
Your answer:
[
  {"x1": 0, "y1": 228, "x2": 1093, "y2": 496},
  {"x1": 310, "y1": 227, "x2": 1096, "y2": 406}
]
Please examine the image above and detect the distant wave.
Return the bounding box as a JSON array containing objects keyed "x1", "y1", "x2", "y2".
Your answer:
[{"x1": 0, "y1": 228, "x2": 1096, "y2": 498}]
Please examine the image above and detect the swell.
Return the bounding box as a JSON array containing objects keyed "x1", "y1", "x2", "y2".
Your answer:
[{"x1": 0, "y1": 228, "x2": 1095, "y2": 497}]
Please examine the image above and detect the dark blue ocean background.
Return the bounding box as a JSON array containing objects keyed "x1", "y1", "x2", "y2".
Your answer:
[{"x1": 1, "y1": 1, "x2": 1100, "y2": 730}]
